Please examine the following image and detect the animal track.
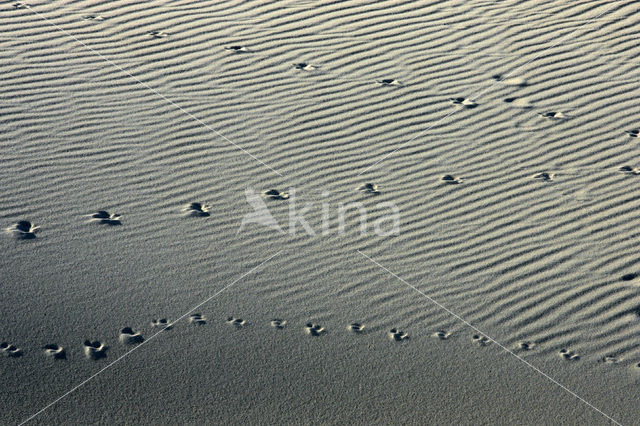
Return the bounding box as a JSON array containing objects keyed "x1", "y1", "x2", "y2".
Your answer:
[
  {"x1": 539, "y1": 111, "x2": 568, "y2": 120},
  {"x1": 225, "y1": 45, "x2": 248, "y2": 53},
  {"x1": 599, "y1": 355, "x2": 620, "y2": 364},
  {"x1": 378, "y1": 79, "x2": 401, "y2": 86},
  {"x1": 559, "y1": 349, "x2": 580, "y2": 361},
  {"x1": 270, "y1": 319, "x2": 286, "y2": 329},
  {"x1": 472, "y1": 335, "x2": 491, "y2": 346},
  {"x1": 619, "y1": 165, "x2": 640, "y2": 175},
  {"x1": 226, "y1": 317, "x2": 246, "y2": 328},
  {"x1": 294, "y1": 63, "x2": 317, "y2": 71},
  {"x1": 626, "y1": 129, "x2": 638, "y2": 138},
  {"x1": 43, "y1": 344, "x2": 65, "y2": 359},
  {"x1": 533, "y1": 172, "x2": 554, "y2": 182},
  {"x1": 450, "y1": 97, "x2": 477, "y2": 108},
  {"x1": 189, "y1": 313, "x2": 206, "y2": 325},
  {"x1": 263, "y1": 189, "x2": 289, "y2": 200},
  {"x1": 433, "y1": 331, "x2": 452, "y2": 340},
  {"x1": 347, "y1": 323, "x2": 365, "y2": 333},
  {"x1": 1, "y1": 342, "x2": 23, "y2": 357},
  {"x1": 119, "y1": 327, "x2": 144, "y2": 344},
  {"x1": 83, "y1": 340, "x2": 106, "y2": 360},
  {"x1": 89, "y1": 211, "x2": 121, "y2": 225},
  {"x1": 492, "y1": 75, "x2": 527, "y2": 87},
  {"x1": 441, "y1": 174, "x2": 462, "y2": 184},
  {"x1": 305, "y1": 323, "x2": 326, "y2": 336},
  {"x1": 518, "y1": 341, "x2": 536, "y2": 351},
  {"x1": 184, "y1": 202, "x2": 210, "y2": 217},
  {"x1": 6, "y1": 220, "x2": 39, "y2": 239},
  {"x1": 13, "y1": 2, "x2": 29, "y2": 9},
  {"x1": 358, "y1": 183, "x2": 380, "y2": 194},
  {"x1": 151, "y1": 318, "x2": 172, "y2": 330},
  {"x1": 388, "y1": 328, "x2": 409, "y2": 341},
  {"x1": 149, "y1": 30, "x2": 168, "y2": 38},
  {"x1": 83, "y1": 14, "x2": 105, "y2": 21}
]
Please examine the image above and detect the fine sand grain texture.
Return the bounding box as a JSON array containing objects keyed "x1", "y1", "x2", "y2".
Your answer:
[{"x1": 2, "y1": 0, "x2": 640, "y2": 424}]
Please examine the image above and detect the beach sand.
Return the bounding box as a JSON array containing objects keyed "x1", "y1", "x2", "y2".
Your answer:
[{"x1": 2, "y1": 0, "x2": 640, "y2": 424}]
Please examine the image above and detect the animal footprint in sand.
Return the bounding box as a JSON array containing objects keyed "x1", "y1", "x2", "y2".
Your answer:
[
  {"x1": 189, "y1": 313, "x2": 206, "y2": 325},
  {"x1": 377, "y1": 79, "x2": 401, "y2": 86},
  {"x1": 619, "y1": 166, "x2": 640, "y2": 175},
  {"x1": 518, "y1": 341, "x2": 536, "y2": 351},
  {"x1": 388, "y1": 328, "x2": 409, "y2": 342},
  {"x1": 1, "y1": 342, "x2": 23, "y2": 357},
  {"x1": 226, "y1": 317, "x2": 246, "y2": 328},
  {"x1": 270, "y1": 319, "x2": 286, "y2": 329},
  {"x1": 263, "y1": 189, "x2": 289, "y2": 200},
  {"x1": 43, "y1": 344, "x2": 65, "y2": 359},
  {"x1": 492, "y1": 75, "x2": 527, "y2": 87},
  {"x1": 358, "y1": 183, "x2": 380, "y2": 194},
  {"x1": 6, "y1": 220, "x2": 39, "y2": 239},
  {"x1": 626, "y1": 129, "x2": 638, "y2": 138},
  {"x1": 433, "y1": 331, "x2": 452, "y2": 340},
  {"x1": 151, "y1": 318, "x2": 172, "y2": 330},
  {"x1": 347, "y1": 323, "x2": 365, "y2": 333},
  {"x1": 294, "y1": 63, "x2": 317, "y2": 71},
  {"x1": 83, "y1": 340, "x2": 107, "y2": 360},
  {"x1": 599, "y1": 355, "x2": 620, "y2": 364},
  {"x1": 225, "y1": 45, "x2": 248, "y2": 53},
  {"x1": 441, "y1": 174, "x2": 462, "y2": 184},
  {"x1": 149, "y1": 30, "x2": 168, "y2": 38},
  {"x1": 119, "y1": 327, "x2": 144, "y2": 344},
  {"x1": 450, "y1": 98, "x2": 477, "y2": 108},
  {"x1": 472, "y1": 335, "x2": 491, "y2": 346},
  {"x1": 84, "y1": 15, "x2": 105, "y2": 21},
  {"x1": 184, "y1": 202, "x2": 210, "y2": 217},
  {"x1": 305, "y1": 323, "x2": 326, "y2": 336},
  {"x1": 559, "y1": 349, "x2": 580, "y2": 361},
  {"x1": 539, "y1": 111, "x2": 568, "y2": 120},
  {"x1": 533, "y1": 172, "x2": 554, "y2": 182},
  {"x1": 89, "y1": 211, "x2": 121, "y2": 225}
]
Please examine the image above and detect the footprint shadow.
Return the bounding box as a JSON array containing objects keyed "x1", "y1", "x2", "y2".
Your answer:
[
  {"x1": 189, "y1": 313, "x2": 206, "y2": 325},
  {"x1": 6, "y1": 220, "x2": 39, "y2": 239},
  {"x1": 89, "y1": 211, "x2": 121, "y2": 226},
  {"x1": 151, "y1": 318, "x2": 173, "y2": 330},
  {"x1": 388, "y1": 328, "x2": 409, "y2": 342},
  {"x1": 83, "y1": 340, "x2": 107, "y2": 360},
  {"x1": 271, "y1": 319, "x2": 286, "y2": 329},
  {"x1": 1, "y1": 342, "x2": 23, "y2": 357},
  {"x1": 305, "y1": 323, "x2": 326, "y2": 336},
  {"x1": 226, "y1": 317, "x2": 246, "y2": 328},
  {"x1": 43, "y1": 344, "x2": 65, "y2": 359},
  {"x1": 559, "y1": 349, "x2": 580, "y2": 361},
  {"x1": 119, "y1": 327, "x2": 144, "y2": 344}
]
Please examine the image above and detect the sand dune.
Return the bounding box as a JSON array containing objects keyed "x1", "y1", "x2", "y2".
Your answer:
[{"x1": 2, "y1": 0, "x2": 640, "y2": 424}]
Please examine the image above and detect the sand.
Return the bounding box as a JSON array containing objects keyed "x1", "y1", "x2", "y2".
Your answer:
[{"x1": 2, "y1": 0, "x2": 640, "y2": 424}]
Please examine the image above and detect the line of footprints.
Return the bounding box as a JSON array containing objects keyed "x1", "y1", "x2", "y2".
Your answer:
[
  {"x1": 5, "y1": 157, "x2": 638, "y2": 239},
  {"x1": 9, "y1": 151, "x2": 640, "y2": 239},
  {"x1": 1, "y1": 317, "x2": 635, "y2": 367}
]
